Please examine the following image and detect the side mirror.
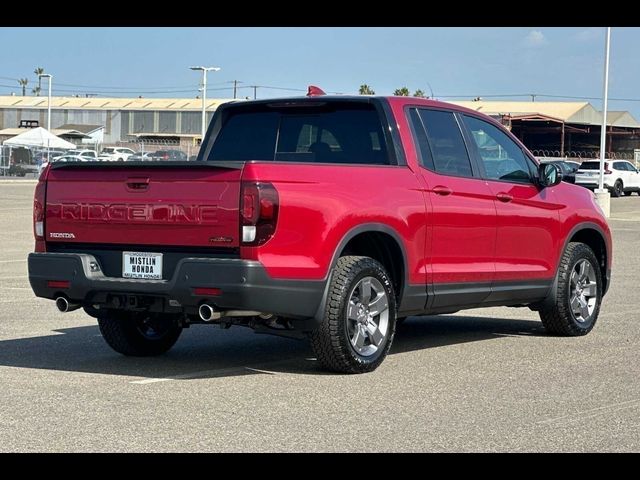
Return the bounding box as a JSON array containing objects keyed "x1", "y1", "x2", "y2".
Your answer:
[{"x1": 539, "y1": 163, "x2": 562, "y2": 187}]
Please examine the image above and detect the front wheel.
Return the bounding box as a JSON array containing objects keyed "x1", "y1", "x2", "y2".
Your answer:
[
  {"x1": 611, "y1": 180, "x2": 623, "y2": 198},
  {"x1": 98, "y1": 311, "x2": 183, "y2": 356},
  {"x1": 539, "y1": 242, "x2": 602, "y2": 336},
  {"x1": 310, "y1": 256, "x2": 396, "y2": 374}
]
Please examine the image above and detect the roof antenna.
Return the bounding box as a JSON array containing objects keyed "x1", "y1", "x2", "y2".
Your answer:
[{"x1": 307, "y1": 85, "x2": 326, "y2": 97}]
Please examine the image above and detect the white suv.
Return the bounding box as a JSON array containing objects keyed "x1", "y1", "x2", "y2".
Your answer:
[
  {"x1": 76, "y1": 149, "x2": 98, "y2": 160},
  {"x1": 575, "y1": 160, "x2": 640, "y2": 197},
  {"x1": 98, "y1": 147, "x2": 135, "y2": 162}
]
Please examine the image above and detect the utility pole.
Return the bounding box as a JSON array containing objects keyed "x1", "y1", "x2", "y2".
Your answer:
[
  {"x1": 39, "y1": 73, "x2": 52, "y2": 130},
  {"x1": 531, "y1": 94, "x2": 536, "y2": 102},
  {"x1": 252, "y1": 85, "x2": 258, "y2": 100},
  {"x1": 595, "y1": 27, "x2": 612, "y2": 218},
  {"x1": 228, "y1": 80, "x2": 244, "y2": 99}
]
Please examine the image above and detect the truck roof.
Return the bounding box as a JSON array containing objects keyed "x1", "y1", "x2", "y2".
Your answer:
[{"x1": 223, "y1": 95, "x2": 485, "y2": 117}]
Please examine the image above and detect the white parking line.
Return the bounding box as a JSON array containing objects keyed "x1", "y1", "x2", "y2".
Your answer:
[
  {"x1": 537, "y1": 399, "x2": 640, "y2": 425},
  {"x1": 130, "y1": 366, "x2": 258, "y2": 384},
  {"x1": 0, "y1": 259, "x2": 25, "y2": 264},
  {"x1": 129, "y1": 358, "x2": 304, "y2": 384}
]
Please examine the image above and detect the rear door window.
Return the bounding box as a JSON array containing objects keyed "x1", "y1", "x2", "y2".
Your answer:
[{"x1": 409, "y1": 108, "x2": 474, "y2": 177}]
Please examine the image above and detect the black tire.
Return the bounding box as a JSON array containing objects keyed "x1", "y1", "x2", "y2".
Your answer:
[
  {"x1": 97, "y1": 311, "x2": 182, "y2": 356},
  {"x1": 539, "y1": 242, "x2": 602, "y2": 336},
  {"x1": 624, "y1": 191, "x2": 632, "y2": 196},
  {"x1": 611, "y1": 180, "x2": 623, "y2": 198},
  {"x1": 309, "y1": 256, "x2": 396, "y2": 374}
]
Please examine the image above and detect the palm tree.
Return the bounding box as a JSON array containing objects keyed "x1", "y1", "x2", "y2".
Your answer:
[
  {"x1": 34, "y1": 67, "x2": 45, "y2": 96},
  {"x1": 18, "y1": 78, "x2": 28, "y2": 96},
  {"x1": 359, "y1": 84, "x2": 375, "y2": 95},
  {"x1": 32, "y1": 86, "x2": 42, "y2": 96}
]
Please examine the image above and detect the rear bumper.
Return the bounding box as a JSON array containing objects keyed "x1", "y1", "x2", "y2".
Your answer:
[
  {"x1": 575, "y1": 181, "x2": 612, "y2": 190},
  {"x1": 28, "y1": 252, "x2": 325, "y2": 319}
]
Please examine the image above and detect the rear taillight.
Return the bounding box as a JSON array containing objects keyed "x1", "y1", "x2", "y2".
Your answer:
[
  {"x1": 604, "y1": 162, "x2": 612, "y2": 175},
  {"x1": 33, "y1": 164, "x2": 50, "y2": 252},
  {"x1": 240, "y1": 182, "x2": 279, "y2": 246}
]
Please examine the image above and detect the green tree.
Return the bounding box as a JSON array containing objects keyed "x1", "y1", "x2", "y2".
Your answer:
[
  {"x1": 34, "y1": 67, "x2": 45, "y2": 96},
  {"x1": 18, "y1": 78, "x2": 28, "y2": 96},
  {"x1": 413, "y1": 89, "x2": 426, "y2": 98},
  {"x1": 359, "y1": 84, "x2": 375, "y2": 95},
  {"x1": 31, "y1": 86, "x2": 41, "y2": 96},
  {"x1": 393, "y1": 87, "x2": 410, "y2": 96}
]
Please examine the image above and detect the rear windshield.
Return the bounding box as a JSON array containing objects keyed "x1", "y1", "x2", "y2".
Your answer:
[
  {"x1": 205, "y1": 102, "x2": 390, "y2": 165},
  {"x1": 580, "y1": 162, "x2": 602, "y2": 170}
]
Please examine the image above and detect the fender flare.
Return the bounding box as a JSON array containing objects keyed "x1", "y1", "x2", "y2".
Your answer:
[
  {"x1": 313, "y1": 223, "x2": 410, "y2": 321},
  {"x1": 534, "y1": 222, "x2": 610, "y2": 310}
]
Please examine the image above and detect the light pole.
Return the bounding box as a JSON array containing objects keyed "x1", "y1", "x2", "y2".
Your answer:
[
  {"x1": 595, "y1": 27, "x2": 611, "y2": 218},
  {"x1": 189, "y1": 66, "x2": 221, "y2": 143},
  {"x1": 39, "y1": 73, "x2": 52, "y2": 130}
]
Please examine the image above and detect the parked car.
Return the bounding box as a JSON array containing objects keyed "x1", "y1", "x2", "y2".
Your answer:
[
  {"x1": 8, "y1": 162, "x2": 38, "y2": 177},
  {"x1": 575, "y1": 160, "x2": 640, "y2": 197},
  {"x1": 127, "y1": 152, "x2": 154, "y2": 161},
  {"x1": 75, "y1": 149, "x2": 98, "y2": 160},
  {"x1": 52, "y1": 154, "x2": 92, "y2": 163},
  {"x1": 150, "y1": 149, "x2": 188, "y2": 161},
  {"x1": 98, "y1": 147, "x2": 135, "y2": 162},
  {"x1": 28, "y1": 94, "x2": 612, "y2": 374}
]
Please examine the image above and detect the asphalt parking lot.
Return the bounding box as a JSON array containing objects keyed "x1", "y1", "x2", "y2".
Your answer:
[{"x1": 0, "y1": 179, "x2": 638, "y2": 452}]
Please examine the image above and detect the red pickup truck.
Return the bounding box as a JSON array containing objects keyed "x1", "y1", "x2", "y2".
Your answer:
[{"x1": 28, "y1": 94, "x2": 612, "y2": 373}]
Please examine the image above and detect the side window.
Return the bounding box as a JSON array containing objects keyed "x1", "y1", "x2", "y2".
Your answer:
[
  {"x1": 407, "y1": 108, "x2": 434, "y2": 170},
  {"x1": 613, "y1": 161, "x2": 627, "y2": 171},
  {"x1": 416, "y1": 109, "x2": 473, "y2": 177},
  {"x1": 463, "y1": 115, "x2": 533, "y2": 183}
]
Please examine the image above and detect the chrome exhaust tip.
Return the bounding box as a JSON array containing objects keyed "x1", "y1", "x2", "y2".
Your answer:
[
  {"x1": 55, "y1": 296, "x2": 80, "y2": 313},
  {"x1": 198, "y1": 303, "x2": 220, "y2": 322}
]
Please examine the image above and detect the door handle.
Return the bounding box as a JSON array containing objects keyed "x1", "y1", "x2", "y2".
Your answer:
[
  {"x1": 433, "y1": 185, "x2": 453, "y2": 196},
  {"x1": 125, "y1": 177, "x2": 150, "y2": 191},
  {"x1": 496, "y1": 193, "x2": 513, "y2": 203}
]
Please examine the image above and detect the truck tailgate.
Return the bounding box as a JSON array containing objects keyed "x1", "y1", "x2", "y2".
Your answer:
[{"x1": 45, "y1": 163, "x2": 243, "y2": 248}]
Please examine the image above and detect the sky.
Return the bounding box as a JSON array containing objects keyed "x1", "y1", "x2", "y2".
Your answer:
[{"x1": 1, "y1": 27, "x2": 639, "y2": 118}]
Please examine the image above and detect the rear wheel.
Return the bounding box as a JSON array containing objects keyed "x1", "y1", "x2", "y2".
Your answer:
[
  {"x1": 539, "y1": 242, "x2": 602, "y2": 336},
  {"x1": 97, "y1": 311, "x2": 183, "y2": 356},
  {"x1": 611, "y1": 180, "x2": 623, "y2": 198},
  {"x1": 624, "y1": 191, "x2": 632, "y2": 196},
  {"x1": 310, "y1": 256, "x2": 396, "y2": 374}
]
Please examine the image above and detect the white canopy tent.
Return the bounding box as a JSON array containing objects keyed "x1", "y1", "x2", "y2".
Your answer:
[{"x1": 3, "y1": 127, "x2": 76, "y2": 150}]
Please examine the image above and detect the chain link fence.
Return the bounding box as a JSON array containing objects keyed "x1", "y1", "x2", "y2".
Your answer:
[
  {"x1": 114, "y1": 138, "x2": 202, "y2": 161},
  {"x1": 531, "y1": 149, "x2": 640, "y2": 168},
  {"x1": 0, "y1": 144, "x2": 61, "y2": 177},
  {"x1": 0, "y1": 138, "x2": 204, "y2": 177}
]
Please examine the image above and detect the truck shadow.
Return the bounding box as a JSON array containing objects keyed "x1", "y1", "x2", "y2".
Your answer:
[{"x1": 0, "y1": 315, "x2": 546, "y2": 380}]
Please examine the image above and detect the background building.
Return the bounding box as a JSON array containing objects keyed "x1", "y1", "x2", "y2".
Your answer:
[
  {"x1": 0, "y1": 95, "x2": 238, "y2": 146},
  {"x1": 451, "y1": 101, "x2": 640, "y2": 161},
  {"x1": 1, "y1": 96, "x2": 639, "y2": 164}
]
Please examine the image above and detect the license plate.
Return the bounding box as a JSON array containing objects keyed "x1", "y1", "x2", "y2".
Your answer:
[{"x1": 122, "y1": 251, "x2": 163, "y2": 279}]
